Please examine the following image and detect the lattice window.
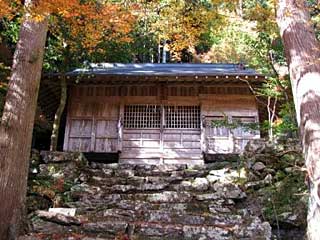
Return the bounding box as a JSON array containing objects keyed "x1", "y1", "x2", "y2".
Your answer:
[
  {"x1": 164, "y1": 106, "x2": 200, "y2": 129},
  {"x1": 124, "y1": 105, "x2": 161, "y2": 128}
]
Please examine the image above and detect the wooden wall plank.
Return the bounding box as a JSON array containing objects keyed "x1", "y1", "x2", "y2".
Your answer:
[{"x1": 64, "y1": 84, "x2": 261, "y2": 158}]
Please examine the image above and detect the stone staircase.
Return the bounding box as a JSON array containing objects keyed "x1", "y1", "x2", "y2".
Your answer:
[{"x1": 24, "y1": 154, "x2": 271, "y2": 240}]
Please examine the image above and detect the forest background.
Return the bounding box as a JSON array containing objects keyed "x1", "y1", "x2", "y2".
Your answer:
[{"x1": 1, "y1": 0, "x2": 319, "y2": 138}]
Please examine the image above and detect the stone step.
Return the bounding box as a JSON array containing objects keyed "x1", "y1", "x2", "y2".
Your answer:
[
  {"x1": 70, "y1": 180, "x2": 246, "y2": 205},
  {"x1": 81, "y1": 218, "x2": 269, "y2": 240},
  {"x1": 29, "y1": 214, "x2": 269, "y2": 240},
  {"x1": 88, "y1": 162, "x2": 238, "y2": 176},
  {"x1": 80, "y1": 169, "x2": 245, "y2": 197},
  {"x1": 19, "y1": 233, "x2": 114, "y2": 240},
  {"x1": 24, "y1": 152, "x2": 274, "y2": 240},
  {"x1": 79, "y1": 207, "x2": 242, "y2": 225},
  {"x1": 90, "y1": 163, "x2": 188, "y2": 173},
  {"x1": 85, "y1": 165, "x2": 210, "y2": 181},
  {"x1": 66, "y1": 198, "x2": 237, "y2": 219},
  {"x1": 72, "y1": 190, "x2": 199, "y2": 204},
  {"x1": 84, "y1": 171, "x2": 197, "y2": 186},
  {"x1": 27, "y1": 215, "x2": 270, "y2": 240},
  {"x1": 82, "y1": 220, "x2": 129, "y2": 237},
  {"x1": 132, "y1": 221, "x2": 233, "y2": 240},
  {"x1": 138, "y1": 210, "x2": 243, "y2": 226}
]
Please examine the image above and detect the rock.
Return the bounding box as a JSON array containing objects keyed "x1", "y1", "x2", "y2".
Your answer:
[
  {"x1": 244, "y1": 139, "x2": 266, "y2": 154},
  {"x1": 27, "y1": 195, "x2": 52, "y2": 213},
  {"x1": 49, "y1": 208, "x2": 77, "y2": 217},
  {"x1": 30, "y1": 218, "x2": 71, "y2": 234},
  {"x1": 184, "y1": 169, "x2": 203, "y2": 177},
  {"x1": 208, "y1": 205, "x2": 232, "y2": 214},
  {"x1": 174, "y1": 180, "x2": 193, "y2": 191},
  {"x1": 278, "y1": 212, "x2": 302, "y2": 227},
  {"x1": 284, "y1": 167, "x2": 294, "y2": 173},
  {"x1": 235, "y1": 217, "x2": 272, "y2": 240},
  {"x1": 111, "y1": 185, "x2": 136, "y2": 193},
  {"x1": 158, "y1": 203, "x2": 188, "y2": 212},
  {"x1": 167, "y1": 174, "x2": 184, "y2": 183},
  {"x1": 38, "y1": 161, "x2": 81, "y2": 180},
  {"x1": 147, "y1": 191, "x2": 192, "y2": 203},
  {"x1": 79, "y1": 172, "x2": 89, "y2": 182},
  {"x1": 27, "y1": 145, "x2": 295, "y2": 240},
  {"x1": 157, "y1": 164, "x2": 187, "y2": 172},
  {"x1": 129, "y1": 176, "x2": 145, "y2": 186},
  {"x1": 102, "y1": 168, "x2": 114, "y2": 177},
  {"x1": 100, "y1": 163, "x2": 119, "y2": 170},
  {"x1": 209, "y1": 168, "x2": 229, "y2": 176},
  {"x1": 40, "y1": 151, "x2": 87, "y2": 164},
  {"x1": 213, "y1": 182, "x2": 246, "y2": 199},
  {"x1": 264, "y1": 142, "x2": 276, "y2": 153},
  {"x1": 263, "y1": 174, "x2": 273, "y2": 182},
  {"x1": 206, "y1": 174, "x2": 220, "y2": 184},
  {"x1": 82, "y1": 220, "x2": 128, "y2": 234},
  {"x1": 36, "y1": 210, "x2": 81, "y2": 225},
  {"x1": 103, "y1": 209, "x2": 135, "y2": 221},
  {"x1": 138, "y1": 183, "x2": 169, "y2": 191},
  {"x1": 134, "y1": 222, "x2": 183, "y2": 238},
  {"x1": 48, "y1": 208, "x2": 76, "y2": 216},
  {"x1": 206, "y1": 161, "x2": 235, "y2": 170},
  {"x1": 183, "y1": 225, "x2": 230, "y2": 240},
  {"x1": 252, "y1": 162, "x2": 266, "y2": 172},
  {"x1": 145, "y1": 211, "x2": 175, "y2": 223},
  {"x1": 30, "y1": 149, "x2": 41, "y2": 166},
  {"x1": 208, "y1": 168, "x2": 239, "y2": 184},
  {"x1": 191, "y1": 178, "x2": 209, "y2": 191},
  {"x1": 246, "y1": 171, "x2": 260, "y2": 182},
  {"x1": 264, "y1": 168, "x2": 276, "y2": 175},
  {"x1": 245, "y1": 174, "x2": 273, "y2": 190},
  {"x1": 115, "y1": 169, "x2": 135, "y2": 178},
  {"x1": 196, "y1": 193, "x2": 220, "y2": 201}
]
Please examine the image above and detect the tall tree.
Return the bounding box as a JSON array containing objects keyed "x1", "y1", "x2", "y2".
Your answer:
[
  {"x1": 50, "y1": 76, "x2": 66, "y2": 151},
  {"x1": 0, "y1": 0, "x2": 48, "y2": 238},
  {"x1": 276, "y1": 1, "x2": 320, "y2": 239},
  {"x1": 0, "y1": 0, "x2": 134, "y2": 238}
]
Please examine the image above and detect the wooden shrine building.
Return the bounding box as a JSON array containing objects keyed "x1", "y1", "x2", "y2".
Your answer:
[{"x1": 42, "y1": 63, "x2": 265, "y2": 165}]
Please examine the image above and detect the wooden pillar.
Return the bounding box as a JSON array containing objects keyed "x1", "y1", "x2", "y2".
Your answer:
[
  {"x1": 159, "y1": 104, "x2": 165, "y2": 164},
  {"x1": 90, "y1": 116, "x2": 96, "y2": 152},
  {"x1": 63, "y1": 89, "x2": 73, "y2": 151},
  {"x1": 200, "y1": 107, "x2": 206, "y2": 154},
  {"x1": 63, "y1": 118, "x2": 70, "y2": 151},
  {"x1": 228, "y1": 115, "x2": 235, "y2": 153},
  {"x1": 118, "y1": 103, "x2": 124, "y2": 152}
]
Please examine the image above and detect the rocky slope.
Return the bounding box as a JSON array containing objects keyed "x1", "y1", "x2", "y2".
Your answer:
[
  {"x1": 242, "y1": 139, "x2": 307, "y2": 239},
  {"x1": 21, "y1": 139, "x2": 306, "y2": 240}
]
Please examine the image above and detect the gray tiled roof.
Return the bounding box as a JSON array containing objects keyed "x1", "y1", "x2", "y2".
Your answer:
[{"x1": 69, "y1": 63, "x2": 262, "y2": 77}]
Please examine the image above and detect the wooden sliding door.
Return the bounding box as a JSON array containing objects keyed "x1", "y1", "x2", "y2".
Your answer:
[{"x1": 121, "y1": 104, "x2": 202, "y2": 163}]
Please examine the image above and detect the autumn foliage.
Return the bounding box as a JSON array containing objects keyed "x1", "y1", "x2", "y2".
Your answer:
[
  {"x1": 0, "y1": 0, "x2": 20, "y2": 18},
  {"x1": 0, "y1": 0, "x2": 135, "y2": 50}
]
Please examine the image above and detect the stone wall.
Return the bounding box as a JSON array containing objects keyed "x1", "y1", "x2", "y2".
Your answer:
[
  {"x1": 242, "y1": 139, "x2": 307, "y2": 239},
  {"x1": 22, "y1": 139, "x2": 306, "y2": 240}
]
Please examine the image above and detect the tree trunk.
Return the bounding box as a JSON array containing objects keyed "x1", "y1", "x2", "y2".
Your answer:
[
  {"x1": 162, "y1": 40, "x2": 167, "y2": 63},
  {"x1": 237, "y1": 0, "x2": 243, "y2": 18},
  {"x1": 158, "y1": 42, "x2": 161, "y2": 63},
  {"x1": 276, "y1": 1, "x2": 320, "y2": 239},
  {"x1": 50, "y1": 76, "x2": 67, "y2": 151},
  {"x1": 0, "y1": 1, "x2": 48, "y2": 238}
]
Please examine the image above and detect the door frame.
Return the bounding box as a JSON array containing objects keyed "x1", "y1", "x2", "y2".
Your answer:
[{"x1": 120, "y1": 103, "x2": 202, "y2": 162}]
